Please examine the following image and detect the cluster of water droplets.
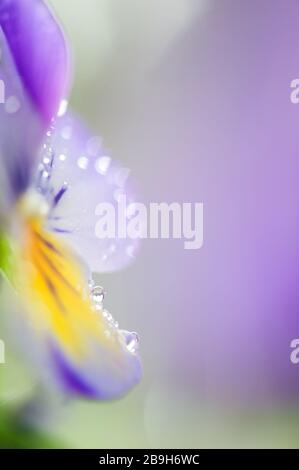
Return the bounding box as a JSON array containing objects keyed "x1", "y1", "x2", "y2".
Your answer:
[
  {"x1": 89, "y1": 279, "x2": 140, "y2": 355},
  {"x1": 34, "y1": 120, "x2": 71, "y2": 223},
  {"x1": 36, "y1": 121, "x2": 56, "y2": 198}
]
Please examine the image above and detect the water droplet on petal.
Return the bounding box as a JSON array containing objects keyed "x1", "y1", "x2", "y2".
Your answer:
[
  {"x1": 102, "y1": 309, "x2": 119, "y2": 329},
  {"x1": 95, "y1": 156, "x2": 111, "y2": 175},
  {"x1": 120, "y1": 330, "x2": 140, "y2": 354},
  {"x1": 91, "y1": 285, "x2": 105, "y2": 305},
  {"x1": 42, "y1": 170, "x2": 50, "y2": 180},
  {"x1": 43, "y1": 156, "x2": 51, "y2": 165},
  {"x1": 57, "y1": 99, "x2": 68, "y2": 117},
  {"x1": 77, "y1": 156, "x2": 89, "y2": 170}
]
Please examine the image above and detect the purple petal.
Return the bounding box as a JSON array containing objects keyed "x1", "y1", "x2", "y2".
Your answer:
[
  {"x1": 0, "y1": 0, "x2": 70, "y2": 127},
  {"x1": 0, "y1": 0, "x2": 70, "y2": 203},
  {"x1": 0, "y1": 27, "x2": 42, "y2": 200},
  {"x1": 39, "y1": 112, "x2": 141, "y2": 273},
  {"x1": 49, "y1": 337, "x2": 142, "y2": 400}
]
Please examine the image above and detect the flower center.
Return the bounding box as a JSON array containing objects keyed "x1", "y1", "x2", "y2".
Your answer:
[{"x1": 18, "y1": 189, "x2": 50, "y2": 219}]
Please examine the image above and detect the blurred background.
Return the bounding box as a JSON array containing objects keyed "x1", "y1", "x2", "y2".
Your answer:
[{"x1": 2, "y1": 0, "x2": 299, "y2": 448}]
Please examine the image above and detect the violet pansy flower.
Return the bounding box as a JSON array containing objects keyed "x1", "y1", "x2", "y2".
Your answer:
[{"x1": 0, "y1": 0, "x2": 141, "y2": 399}]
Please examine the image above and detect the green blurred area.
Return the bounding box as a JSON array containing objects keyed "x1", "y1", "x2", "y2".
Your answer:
[
  {"x1": 0, "y1": 233, "x2": 13, "y2": 281},
  {"x1": 1, "y1": 354, "x2": 299, "y2": 448},
  {"x1": 0, "y1": 409, "x2": 60, "y2": 449}
]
